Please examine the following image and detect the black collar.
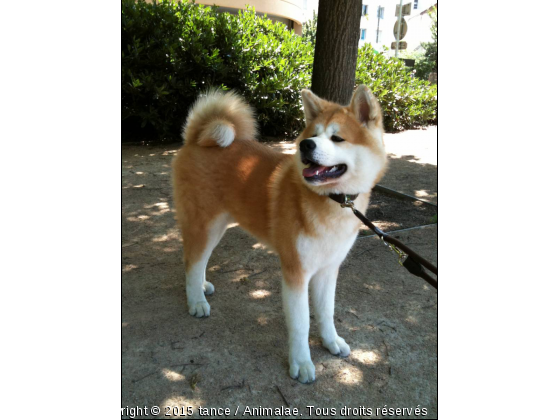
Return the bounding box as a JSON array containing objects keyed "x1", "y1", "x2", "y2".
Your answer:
[{"x1": 328, "y1": 193, "x2": 359, "y2": 206}]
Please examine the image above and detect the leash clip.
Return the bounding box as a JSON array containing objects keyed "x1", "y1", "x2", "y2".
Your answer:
[
  {"x1": 383, "y1": 238, "x2": 407, "y2": 266},
  {"x1": 339, "y1": 195, "x2": 355, "y2": 210}
]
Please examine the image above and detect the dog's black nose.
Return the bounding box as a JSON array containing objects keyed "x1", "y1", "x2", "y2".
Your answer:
[{"x1": 300, "y1": 139, "x2": 316, "y2": 153}]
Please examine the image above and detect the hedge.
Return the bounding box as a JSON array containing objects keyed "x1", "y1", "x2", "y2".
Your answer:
[
  {"x1": 356, "y1": 45, "x2": 438, "y2": 131},
  {"x1": 122, "y1": 0, "x2": 437, "y2": 142}
]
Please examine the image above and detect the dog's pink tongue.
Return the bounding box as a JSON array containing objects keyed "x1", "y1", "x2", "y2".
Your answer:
[{"x1": 303, "y1": 165, "x2": 329, "y2": 178}]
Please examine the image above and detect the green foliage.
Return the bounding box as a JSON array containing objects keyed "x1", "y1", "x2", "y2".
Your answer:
[
  {"x1": 122, "y1": 0, "x2": 313, "y2": 141},
  {"x1": 122, "y1": 0, "x2": 436, "y2": 141},
  {"x1": 302, "y1": 11, "x2": 317, "y2": 47},
  {"x1": 355, "y1": 45, "x2": 437, "y2": 131},
  {"x1": 399, "y1": 49, "x2": 425, "y2": 61},
  {"x1": 411, "y1": 10, "x2": 437, "y2": 80}
]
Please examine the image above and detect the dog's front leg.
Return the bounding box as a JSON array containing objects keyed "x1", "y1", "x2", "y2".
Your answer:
[
  {"x1": 282, "y1": 274, "x2": 315, "y2": 384},
  {"x1": 311, "y1": 264, "x2": 351, "y2": 357}
]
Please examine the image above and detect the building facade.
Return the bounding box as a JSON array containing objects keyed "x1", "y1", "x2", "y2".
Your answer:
[
  {"x1": 195, "y1": 0, "x2": 305, "y2": 35},
  {"x1": 405, "y1": 2, "x2": 437, "y2": 53},
  {"x1": 357, "y1": 0, "x2": 436, "y2": 54},
  {"x1": 190, "y1": 1, "x2": 436, "y2": 54}
]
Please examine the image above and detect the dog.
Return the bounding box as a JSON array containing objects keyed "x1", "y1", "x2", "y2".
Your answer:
[{"x1": 172, "y1": 85, "x2": 387, "y2": 383}]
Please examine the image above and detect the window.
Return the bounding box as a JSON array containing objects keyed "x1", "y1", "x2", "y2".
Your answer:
[
  {"x1": 362, "y1": 5, "x2": 368, "y2": 16},
  {"x1": 376, "y1": 29, "x2": 382, "y2": 43},
  {"x1": 361, "y1": 29, "x2": 367, "y2": 40},
  {"x1": 377, "y1": 6, "x2": 384, "y2": 19},
  {"x1": 414, "y1": 0, "x2": 419, "y2": 9}
]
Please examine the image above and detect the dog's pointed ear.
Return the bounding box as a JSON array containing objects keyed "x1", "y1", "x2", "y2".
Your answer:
[
  {"x1": 301, "y1": 89, "x2": 325, "y2": 125},
  {"x1": 350, "y1": 85, "x2": 382, "y2": 127}
]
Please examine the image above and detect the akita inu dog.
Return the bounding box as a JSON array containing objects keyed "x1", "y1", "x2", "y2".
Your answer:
[{"x1": 172, "y1": 85, "x2": 387, "y2": 383}]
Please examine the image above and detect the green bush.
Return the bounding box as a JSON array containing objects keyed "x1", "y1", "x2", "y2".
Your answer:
[
  {"x1": 400, "y1": 11, "x2": 437, "y2": 80},
  {"x1": 122, "y1": 0, "x2": 313, "y2": 141},
  {"x1": 416, "y1": 10, "x2": 437, "y2": 81},
  {"x1": 356, "y1": 45, "x2": 437, "y2": 131},
  {"x1": 122, "y1": 0, "x2": 436, "y2": 141},
  {"x1": 302, "y1": 10, "x2": 317, "y2": 48}
]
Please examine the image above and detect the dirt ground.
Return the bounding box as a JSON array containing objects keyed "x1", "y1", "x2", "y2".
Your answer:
[{"x1": 122, "y1": 126, "x2": 437, "y2": 419}]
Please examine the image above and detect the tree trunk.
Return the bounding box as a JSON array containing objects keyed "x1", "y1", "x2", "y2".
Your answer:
[{"x1": 311, "y1": 0, "x2": 362, "y2": 105}]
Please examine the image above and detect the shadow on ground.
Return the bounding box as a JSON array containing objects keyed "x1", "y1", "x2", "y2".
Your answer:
[
  {"x1": 122, "y1": 142, "x2": 437, "y2": 419},
  {"x1": 381, "y1": 153, "x2": 438, "y2": 205}
]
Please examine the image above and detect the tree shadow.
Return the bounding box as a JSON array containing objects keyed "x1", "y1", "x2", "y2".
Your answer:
[
  {"x1": 122, "y1": 143, "x2": 437, "y2": 418},
  {"x1": 381, "y1": 152, "x2": 438, "y2": 205}
]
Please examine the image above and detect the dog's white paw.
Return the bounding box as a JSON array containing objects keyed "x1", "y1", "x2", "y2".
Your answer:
[
  {"x1": 323, "y1": 336, "x2": 351, "y2": 357},
  {"x1": 203, "y1": 281, "x2": 215, "y2": 295},
  {"x1": 188, "y1": 301, "x2": 211, "y2": 318},
  {"x1": 289, "y1": 360, "x2": 316, "y2": 384}
]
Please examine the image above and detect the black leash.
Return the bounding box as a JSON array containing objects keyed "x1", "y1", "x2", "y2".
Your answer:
[{"x1": 329, "y1": 193, "x2": 438, "y2": 290}]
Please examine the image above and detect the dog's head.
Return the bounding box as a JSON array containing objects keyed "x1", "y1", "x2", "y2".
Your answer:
[{"x1": 295, "y1": 85, "x2": 388, "y2": 196}]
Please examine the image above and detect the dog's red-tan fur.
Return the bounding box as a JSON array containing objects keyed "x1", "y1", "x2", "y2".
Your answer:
[
  {"x1": 172, "y1": 86, "x2": 387, "y2": 383},
  {"x1": 173, "y1": 90, "x2": 386, "y2": 288}
]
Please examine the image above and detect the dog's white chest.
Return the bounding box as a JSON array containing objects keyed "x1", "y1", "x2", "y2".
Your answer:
[{"x1": 296, "y1": 215, "x2": 359, "y2": 275}]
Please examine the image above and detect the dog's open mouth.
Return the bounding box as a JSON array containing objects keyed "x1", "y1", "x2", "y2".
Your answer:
[{"x1": 302, "y1": 158, "x2": 347, "y2": 182}]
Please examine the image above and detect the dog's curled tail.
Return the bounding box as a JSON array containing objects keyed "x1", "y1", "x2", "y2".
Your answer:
[{"x1": 182, "y1": 89, "x2": 258, "y2": 147}]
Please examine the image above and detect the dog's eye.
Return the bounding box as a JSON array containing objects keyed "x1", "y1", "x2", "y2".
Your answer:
[{"x1": 331, "y1": 135, "x2": 345, "y2": 143}]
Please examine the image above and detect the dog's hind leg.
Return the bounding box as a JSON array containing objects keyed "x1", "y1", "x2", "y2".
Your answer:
[{"x1": 181, "y1": 213, "x2": 230, "y2": 317}]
